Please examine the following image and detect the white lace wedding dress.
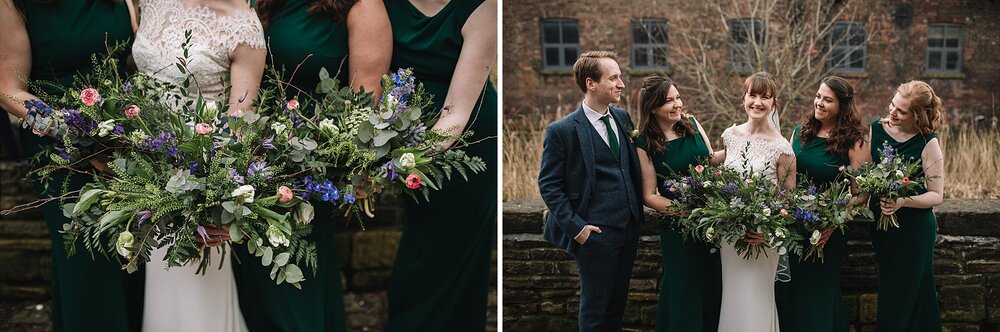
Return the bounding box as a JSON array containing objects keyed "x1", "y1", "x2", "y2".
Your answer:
[
  {"x1": 131, "y1": 1, "x2": 264, "y2": 331},
  {"x1": 717, "y1": 126, "x2": 795, "y2": 332}
]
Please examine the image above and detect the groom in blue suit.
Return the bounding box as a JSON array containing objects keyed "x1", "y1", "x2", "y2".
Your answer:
[{"x1": 538, "y1": 51, "x2": 644, "y2": 331}]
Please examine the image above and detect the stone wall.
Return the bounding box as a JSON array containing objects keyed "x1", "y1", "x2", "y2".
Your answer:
[
  {"x1": 503, "y1": 199, "x2": 1000, "y2": 332},
  {"x1": 0, "y1": 156, "x2": 497, "y2": 332}
]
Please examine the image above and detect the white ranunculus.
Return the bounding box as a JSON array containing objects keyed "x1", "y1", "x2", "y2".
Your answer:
[
  {"x1": 319, "y1": 118, "x2": 340, "y2": 136},
  {"x1": 97, "y1": 120, "x2": 116, "y2": 137},
  {"x1": 231, "y1": 185, "x2": 256, "y2": 203},
  {"x1": 266, "y1": 224, "x2": 290, "y2": 247},
  {"x1": 809, "y1": 229, "x2": 822, "y2": 245},
  {"x1": 762, "y1": 208, "x2": 772, "y2": 216},
  {"x1": 398, "y1": 153, "x2": 416, "y2": 169},
  {"x1": 294, "y1": 202, "x2": 315, "y2": 224},
  {"x1": 271, "y1": 122, "x2": 287, "y2": 136},
  {"x1": 116, "y1": 230, "x2": 134, "y2": 258},
  {"x1": 205, "y1": 102, "x2": 218, "y2": 114},
  {"x1": 895, "y1": 170, "x2": 905, "y2": 179}
]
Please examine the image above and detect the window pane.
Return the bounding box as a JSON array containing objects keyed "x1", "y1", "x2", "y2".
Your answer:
[
  {"x1": 564, "y1": 47, "x2": 579, "y2": 66},
  {"x1": 946, "y1": 52, "x2": 959, "y2": 70},
  {"x1": 927, "y1": 26, "x2": 943, "y2": 40},
  {"x1": 944, "y1": 26, "x2": 962, "y2": 39},
  {"x1": 563, "y1": 23, "x2": 579, "y2": 44},
  {"x1": 731, "y1": 20, "x2": 747, "y2": 43},
  {"x1": 830, "y1": 49, "x2": 847, "y2": 68},
  {"x1": 928, "y1": 38, "x2": 943, "y2": 48},
  {"x1": 849, "y1": 28, "x2": 865, "y2": 45},
  {"x1": 545, "y1": 47, "x2": 560, "y2": 67},
  {"x1": 543, "y1": 22, "x2": 560, "y2": 44},
  {"x1": 928, "y1": 51, "x2": 942, "y2": 69},
  {"x1": 653, "y1": 51, "x2": 669, "y2": 67},
  {"x1": 650, "y1": 22, "x2": 669, "y2": 44},
  {"x1": 633, "y1": 22, "x2": 649, "y2": 43},
  {"x1": 945, "y1": 38, "x2": 959, "y2": 48},
  {"x1": 850, "y1": 51, "x2": 864, "y2": 69},
  {"x1": 634, "y1": 48, "x2": 649, "y2": 67}
]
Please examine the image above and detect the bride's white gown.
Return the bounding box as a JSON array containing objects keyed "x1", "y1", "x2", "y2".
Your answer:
[
  {"x1": 131, "y1": 1, "x2": 264, "y2": 331},
  {"x1": 718, "y1": 126, "x2": 795, "y2": 332}
]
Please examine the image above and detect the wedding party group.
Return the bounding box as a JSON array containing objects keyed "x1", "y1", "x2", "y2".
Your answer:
[
  {"x1": 0, "y1": 0, "x2": 496, "y2": 331},
  {"x1": 539, "y1": 51, "x2": 945, "y2": 331}
]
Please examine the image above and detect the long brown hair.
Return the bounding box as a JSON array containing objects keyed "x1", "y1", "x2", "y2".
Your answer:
[
  {"x1": 897, "y1": 80, "x2": 943, "y2": 135},
  {"x1": 637, "y1": 76, "x2": 694, "y2": 156},
  {"x1": 255, "y1": 0, "x2": 356, "y2": 26},
  {"x1": 799, "y1": 76, "x2": 865, "y2": 158}
]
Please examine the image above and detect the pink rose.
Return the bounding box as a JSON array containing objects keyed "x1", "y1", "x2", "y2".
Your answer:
[
  {"x1": 745, "y1": 178, "x2": 753, "y2": 184},
  {"x1": 694, "y1": 165, "x2": 705, "y2": 173},
  {"x1": 80, "y1": 88, "x2": 100, "y2": 106},
  {"x1": 902, "y1": 177, "x2": 910, "y2": 185},
  {"x1": 405, "y1": 173, "x2": 422, "y2": 189},
  {"x1": 277, "y1": 186, "x2": 293, "y2": 203},
  {"x1": 195, "y1": 123, "x2": 213, "y2": 135},
  {"x1": 124, "y1": 104, "x2": 140, "y2": 118},
  {"x1": 286, "y1": 100, "x2": 299, "y2": 110},
  {"x1": 779, "y1": 209, "x2": 789, "y2": 217}
]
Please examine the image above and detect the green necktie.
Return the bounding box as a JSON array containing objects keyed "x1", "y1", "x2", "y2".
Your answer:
[{"x1": 600, "y1": 114, "x2": 620, "y2": 159}]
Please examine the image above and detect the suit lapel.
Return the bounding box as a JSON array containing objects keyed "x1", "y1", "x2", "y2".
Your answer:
[{"x1": 572, "y1": 107, "x2": 596, "y2": 186}]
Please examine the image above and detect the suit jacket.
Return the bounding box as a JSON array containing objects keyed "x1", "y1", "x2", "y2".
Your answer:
[{"x1": 538, "y1": 105, "x2": 644, "y2": 255}]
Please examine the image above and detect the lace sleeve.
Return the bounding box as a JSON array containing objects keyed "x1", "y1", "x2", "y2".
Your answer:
[
  {"x1": 777, "y1": 140, "x2": 795, "y2": 157},
  {"x1": 223, "y1": 9, "x2": 266, "y2": 53}
]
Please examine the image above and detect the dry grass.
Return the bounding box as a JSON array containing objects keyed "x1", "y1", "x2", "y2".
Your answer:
[{"x1": 503, "y1": 115, "x2": 1000, "y2": 201}]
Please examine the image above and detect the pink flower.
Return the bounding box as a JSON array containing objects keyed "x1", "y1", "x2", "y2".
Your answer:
[
  {"x1": 124, "y1": 104, "x2": 140, "y2": 118},
  {"x1": 286, "y1": 99, "x2": 299, "y2": 110},
  {"x1": 405, "y1": 173, "x2": 422, "y2": 189},
  {"x1": 195, "y1": 123, "x2": 213, "y2": 135},
  {"x1": 80, "y1": 88, "x2": 100, "y2": 106},
  {"x1": 694, "y1": 165, "x2": 705, "y2": 173},
  {"x1": 902, "y1": 177, "x2": 910, "y2": 185},
  {"x1": 277, "y1": 186, "x2": 293, "y2": 203},
  {"x1": 838, "y1": 165, "x2": 846, "y2": 172},
  {"x1": 779, "y1": 209, "x2": 789, "y2": 217},
  {"x1": 714, "y1": 169, "x2": 722, "y2": 177},
  {"x1": 745, "y1": 178, "x2": 753, "y2": 184}
]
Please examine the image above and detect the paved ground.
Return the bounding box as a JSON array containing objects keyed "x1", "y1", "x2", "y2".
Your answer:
[{"x1": 0, "y1": 300, "x2": 50, "y2": 332}]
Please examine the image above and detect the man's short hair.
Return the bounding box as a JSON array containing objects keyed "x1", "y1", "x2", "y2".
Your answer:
[{"x1": 573, "y1": 51, "x2": 618, "y2": 93}]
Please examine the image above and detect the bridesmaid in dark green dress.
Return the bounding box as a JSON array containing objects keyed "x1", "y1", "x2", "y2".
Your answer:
[
  {"x1": 775, "y1": 76, "x2": 867, "y2": 332},
  {"x1": 634, "y1": 76, "x2": 721, "y2": 332},
  {"x1": 383, "y1": 0, "x2": 497, "y2": 331},
  {"x1": 0, "y1": 1, "x2": 142, "y2": 331},
  {"x1": 233, "y1": 1, "x2": 390, "y2": 331},
  {"x1": 870, "y1": 80, "x2": 945, "y2": 332}
]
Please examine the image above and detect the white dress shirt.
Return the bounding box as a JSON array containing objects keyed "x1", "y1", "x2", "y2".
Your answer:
[{"x1": 582, "y1": 101, "x2": 620, "y2": 150}]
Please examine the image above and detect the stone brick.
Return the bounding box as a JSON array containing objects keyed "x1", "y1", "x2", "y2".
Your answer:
[
  {"x1": 987, "y1": 275, "x2": 1000, "y2": 323},
  {"x1": 939, "y1": 285, "x2": 987, "y2": 322},
  {"x1": 502, "y1": 200, "x2": 546, "y2": 234},
  {"x1": 540, "y1": 301, "x2": 565, "y2": 314},
  {"x1": 967, "y1": 260, "x2": 1000, "y2": 274},
  {"x1": 936, "y1": 274, "x2": 985, "y2": 286},
  {"x1": 942, "y1": 323, "x2": 981, "y2": 332},
  {"x1": 504, "y1": 303, "x2": 540, "y2": 316},
  {"x1": 0, "y1": 220, "x2": 48, "y2": 238},
  {"x1": 935, "y1": 258, "x2": 965, "y2": 275},
  {"x1": 529, "y1": 247, "x2": 572, "y2": 260},
  {"x1": 629, "y1": 278, "x2": 657, "y2": 292},
  {"x1": 504, "y1": 289, "x2": 541, "y2": 304},
  {"x1": 844, "y1": 294, "x2": 860, "y2": 323},
  {"x1": 349, "y1": 231, "x2": 400, "y2": 270},
  {"x1": 0, "y1": 251, "x2": 50, "y2": 283},
  {"x1": 504, "y1": 261, "x2": 561, "y2": 275},
  {"x1": 539, "y1": 289, "x2": 577, "y2": 299},
  {"x1": 963, "y1": 245, "x2": 1000, "y2": 262},
  {"x1": 626, "y1": 292, "x2": 659, "y2": 302},
  {"x1": 504, "y1": 277, "x2": 533, "y2": 289},
  {"x1": 859, "y1": 293, "x2": 878, "y2": 324},
  {"x1": 349, "y1": 270, "x2": 391, "y2": 291},
  {"x1": 530, "y1": 276, "x2": 579, "y2": 289}
]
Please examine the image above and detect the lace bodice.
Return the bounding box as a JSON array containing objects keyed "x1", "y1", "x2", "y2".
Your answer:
[
  {"x1": 722, "y1": 126, "x2": 795, "y2": 181},
  {"x1": 132, "y1": 0, "x2": 264, "y2": 104}
]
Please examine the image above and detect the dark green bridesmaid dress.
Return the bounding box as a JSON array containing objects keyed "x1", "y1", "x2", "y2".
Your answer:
[
  {"x1": 232, "y1": 1, "x2": 348, "y2": 330},
  {"x1": 637, "y1": 119, "x2": 722, "y2": 332},
  {"x1": 384, "y1": 1, "x2": 497, "y2": 331},
  {"x1": 774, "y1": 125, "x2": 850, "y2": 332},
  {"x1": 868, "y1": 120, "x2": 942, "y2": 332},
  {"x1": 18, "y1": 2, "x2": 143, "y2": 331}
]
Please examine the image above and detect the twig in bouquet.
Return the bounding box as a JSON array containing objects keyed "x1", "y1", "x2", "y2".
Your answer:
[{"x1": 0, "y1": 190, "x2": 82, "y2": 216}]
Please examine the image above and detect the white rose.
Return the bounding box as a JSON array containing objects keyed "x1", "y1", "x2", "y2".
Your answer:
[
  {"x1": 266, "y1": 224, "x2": 290, "y2": 247},
  {"x1": 762, "y1": 208, "x2": 771, "y2": 216},
  {"x1": 116, "y1": 230, "x2": 134, "y2": 258},
  {"x1": 398, "y1": 153, "x2": 416, "y2": 169},
  {"x1": 97, "y1": 120, "x2": 116, "y2": 137},
  {"x1": 205, "y1": 102, "x2": 219, "y2": 114},
  {"x1": 271, "y1": 122, "x2": 287, "y2": 136},
  {"x1": 895, "y1": 170, "x2": 904, "y2": 179},
  {"x1": 809, "y1": 229, "x2": 822, "y2": 245},
  {"x1": 319, "y1": 118, "x2": 339, "y2": 136},
  {"x1": 231, "y1": 185, "x2": 256, "y2": 203},
  {"x1": 294, "y1": 202, "x2": 315, "y2": 224}
]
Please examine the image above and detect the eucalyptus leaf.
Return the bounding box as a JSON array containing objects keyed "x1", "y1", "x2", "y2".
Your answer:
[
  {"x1": 283, "y1": 264, "x2": 304, "y2": 283},
  {"x1": 373, "y1": 130, "x2": 397, "y2": 146},
  {"x1": 229, "y1": 224, "x2": 243, "y2": 242},
  {"x1": 273, "y1": 252, "x2": 290, "y2": 266},
  {"x1": 261, "y1": 246, "x2": 273, "y2": 266}
]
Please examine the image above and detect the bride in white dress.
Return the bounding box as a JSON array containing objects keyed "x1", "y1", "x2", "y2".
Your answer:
[
  {"x1": 127, "y1": 0, "x2": 265, "y2": 331},
  {"x1": 710, "y1": 72, "x2": 796, "y2": 332}
]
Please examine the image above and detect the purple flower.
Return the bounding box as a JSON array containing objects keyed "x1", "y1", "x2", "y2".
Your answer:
[
  {"x1": 793, "y1": 209, "x2": 820, "y2": 223},
  {"x1": 320, "y1": 180, "x2": 340, "y2": 202},
  {"x1": 262, "y1": 136, "x2": 276, "y2": 150},
  {"x1": 343, "y1": 193, "x2": 355, "y2": 204},
  {"x1": 196, "y1": 225, "x2": 210, "y2": 243},
  {"x1": 134, "y1": 210, "x2": 152, "y2": 227},
  {"x1": 228, "y1": 168, "x2": 245, "y2": 184},
  {"x1": 112, "y1": 124, "x2": 125, "y2": 136},
  {"x1": 380, "y1": 161, "x2": 398, "y2": 180},
  {"x1": 122, "y1": 82, "x2": 133, "y2": 93},
  {"x1": 23, "y1": 99, "x2": 52, "y2": 117},
  {"x1": 165, "y1": 145, "x2": 180, "y2": 158},
  {"x1": 188, "y1": 160, "x2": 201, "y2": 174},
  {"x1": 890, "y1": 181, "x2": 900, "y2": 191},
  {"x1": 62, "y1": 109, "x2": 97, "y2": 131},
  {"x1": 722, "y1": 183, "x2": 738, "y2": 195},
  {"x1": 247, "y1": 161, "x2": 268, "y2": 178},
  {"x1": 145, "y1": 131, "x2": 176, "y2": 151}
]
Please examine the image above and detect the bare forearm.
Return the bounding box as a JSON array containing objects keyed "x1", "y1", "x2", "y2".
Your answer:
[
  {"x1": 643, "y1": 194, "x2": 671, "y2": 213},
  {"x1": 902, "y1": 191, "x2": 943, "y2": 209},
  {"x1": 0, "y1": 89, "x2": 36, "y2": 119}
]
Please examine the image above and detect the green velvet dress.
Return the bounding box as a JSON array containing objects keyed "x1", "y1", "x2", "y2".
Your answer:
[
  {"x1": 636, "y1": 119, "x2": 721, "y2": 332},
  {"x1": 868, "y1": 120, "x2": 942, "y2": 332},
  {"x1": 384, "y1": 1, "x2": 497, "y2": 331},
  {"x1": 774, "y1": 125, "x2": 850, "y2": 332},
  {"x1": 18, "y1": 2, "x2": 143, "y2": 331},
  {"x1": 232, "y1": 2, "x2": 348, "y2": 330}
]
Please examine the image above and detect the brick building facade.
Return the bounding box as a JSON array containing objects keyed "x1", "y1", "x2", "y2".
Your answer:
[{"x1": 502, "y1": 0, "x2": 1000, "y2": 129}]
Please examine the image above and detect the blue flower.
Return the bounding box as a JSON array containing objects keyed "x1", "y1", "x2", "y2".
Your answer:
[
  {"x1": 343, "y1": 193, "x2": 356, "y2": 204},
  {"x1": 320, "y1": 180, "x2": 340, "y2": 202},
  {"x1": 188, "y1": 160, "x2": 201, "y2": 174}
]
